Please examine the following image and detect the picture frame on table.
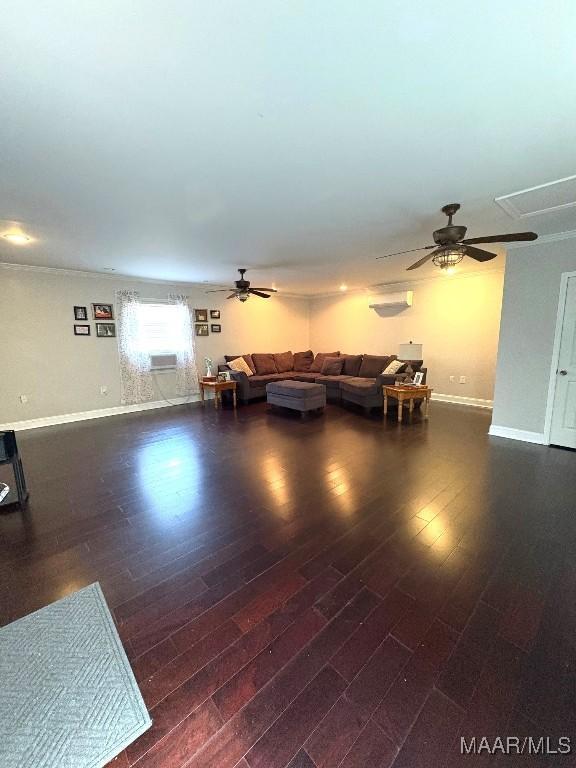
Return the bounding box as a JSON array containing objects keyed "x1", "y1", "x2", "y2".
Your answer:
[
  {"x1": 194, "y1": 309, "x2": 208, "y2": 322},
  {"x1": 74, "y1": 324, "x2": 91, "y2": 336},
  {"x1": 413, "y1": 371, "x2": 424, "y2": 385},
  {"x1": 74, "y1": 306, "x2": 88, "y2": 321},
  {"x1": 96, "y1": 322, "x2": 116, "y2": 338},
  {"x1": 195, "y1": 323, "x2": 209, "y2": 336},
  {"x1": 219, "y1": 371, "x2": 231, "y2": 382},
  {"x1": 92, "y1": 303, "x2": 114, "y2": 320}
]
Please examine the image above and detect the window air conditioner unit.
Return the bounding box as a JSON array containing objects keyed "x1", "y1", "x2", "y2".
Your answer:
[
  {"x1": 369, "y1": 291, "x2": 413, "y2": 310},
  {"x1": 150, "y1": 353, "x2": 177, "y2": 370}
]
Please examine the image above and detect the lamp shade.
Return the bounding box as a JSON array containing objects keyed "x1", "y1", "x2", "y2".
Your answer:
[{"x1": 398, "y1": 342, "x2": 423, "y2": 361}]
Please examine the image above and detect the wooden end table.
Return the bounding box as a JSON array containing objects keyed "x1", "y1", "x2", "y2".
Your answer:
[
  {"x1": 383, "y1": 385, "x2": 432, "y2": 423},
  {"x1": 200, "y1": 379, "x2": 237, "y2": 410}
]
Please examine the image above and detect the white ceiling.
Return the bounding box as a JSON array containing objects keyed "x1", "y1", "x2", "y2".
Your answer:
[{"x1": 1, "y1": 0, "x2": 575, "y2": 294}]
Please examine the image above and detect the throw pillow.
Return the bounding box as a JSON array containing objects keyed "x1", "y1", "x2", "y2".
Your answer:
[
  {"x1": 358, "y1": 354, "x2": 395, "y2": 378},
  {"x1": 310, "y1": 351, "x2": 340, "y2": 373},
  {"x1": 225, "y1": 354, "x2": 256, "y2": 374},
  {"x1": 340, "y1": 353, "x2": 363, "y2": 377},
  {"x1": 274, "y1": 351, "x2": 294, "y2": 373},
  {"x1": 320, "y1": 357, "x2": 344, "y2": 376},
  {"x1": 251, "y1": 353, "x2": 278, "y2": 375},
  {"x1": 293, "y1": 350, "x2": 314, "y2": 371},
  {"x1": 382, "y1": 359, "x2": 405, "y2": 375},
  {"x1": 228, "y1": 356, "x2": 254, "y2": 377}
]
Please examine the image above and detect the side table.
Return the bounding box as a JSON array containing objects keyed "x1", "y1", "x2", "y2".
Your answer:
[{"x1": 383, "y1": 385, "x2": 432, "y2": 423}]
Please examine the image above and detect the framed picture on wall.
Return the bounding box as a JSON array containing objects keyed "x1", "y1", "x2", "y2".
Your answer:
[
  {"x1": 92, "y1": 303, "x2": 114, "y2": 320},
  {"x1": 194, "y1": 309, "x2": 208, "y2": 322},
  {"x1": 211, "y1": 324, "x2": 221, "y2": 333},
  {"x1": 96, "y1": 322, "x2": 116, "y2": 337},
  {"x1": 74, "y1": 324, "x2": 91, "y2": 336},
  {"x1": 210, "y1": 310, "x2": 220, "y2": 319},
  {"x1": 74, "y1": 306, "x2": 88, "y2": 320},
  {"x1": 195, "y1": 323, "x2": 209, "y2": 336}
]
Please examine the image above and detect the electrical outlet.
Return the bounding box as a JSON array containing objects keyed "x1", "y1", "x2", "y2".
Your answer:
[
  {"x1": 19, "y1": 394, "x2": 28, "y2": 404},
  {"x1": 449, "y1": 375, "x2": 455, "y2": 383},
  {"x1": 459, "y1": 375, "x2": 467, "y2": 384},
  {"x1": 100, "y1": 385, "x2": 108, "y2": 396}
]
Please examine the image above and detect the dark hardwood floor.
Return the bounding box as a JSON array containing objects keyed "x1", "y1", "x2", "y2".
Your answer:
[{"x1": 1, "y1": 400, "x2": 576, "y2": 767}]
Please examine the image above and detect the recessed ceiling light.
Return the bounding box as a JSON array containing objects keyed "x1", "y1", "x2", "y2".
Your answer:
[
  {"x1": 339, "y1": 283, "x2": 348, "y2": 292},
  {"x1": 2, "y1": 232, "x2": 31, "y2": 245}
]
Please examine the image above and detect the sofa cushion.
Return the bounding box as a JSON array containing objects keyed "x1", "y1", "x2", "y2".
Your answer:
[
  {"x1": 358, "y1": 354, "x2": 395, "y2": 378},
  {"x1": 292, "y1": 372, "x2": 318, "y2": 382},
  {"x1": 320, "y1": 357, "x2": 344, "y2": 375},
  {"x1": 340, "y1": 377, "x2": 380, "y2": 396},
  {"x1": 225, "y1": 354, "x2": 256, "y2": 374},
  {"x1": 247, "y1": 372, "x2": 293, "y2": 388},
  {"x1": 228, "y1": 356, "x2": 254, "y2": 377},
  {"x1": 315, "y1": 374, "x2": 354, "y2": 383},
  {"x1": 274, "y1": 351, "x2": 294, "y2": 373},
  {"x1": 340, "y1": 354, "x2": 363, "y2": 377},
  {"x1": 293, "y1": 350, "x2": 314, "y2": 371},
  {"x1": 251, "y1": 353, "x2": 278, "y2": 375},
  {"x1": 310, "y1": 351, "x2": 340, "y2": 373}
]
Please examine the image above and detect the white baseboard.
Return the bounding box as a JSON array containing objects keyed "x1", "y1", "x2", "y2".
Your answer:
[
  {"x1": 431, "y1": 393, "x2": 493, "y2": 409},
  {"x1": 0, "y1": 395, "x2": 202, "y2": 432},
  {"x1": 488, "y1": 425, "x2": 546, "y2": 444}
]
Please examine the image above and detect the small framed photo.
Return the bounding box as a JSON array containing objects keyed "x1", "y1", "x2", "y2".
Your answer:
[
  {"x1": 96, "y1": 322, "x2": 116, "y2": 337},
  {"x1": 194, "y1": 309, "x2": 208, "y2": 322},
  {"x1": 219, "y1": 371, "x2": 231, "y2": 382},
  {"x1": 210, "y1": 310, "x2": 220, "y2": 319},
  {"x1": 413, "y1": 371, "x2": 424, "y2": 385},
  {"x1": 92, "y1": 303, "x2": 114, "y2": 320},
  {"x1": 74, "y1": 324, "x2": 91, "y2": 336},
  {"x1": 211, "y1": 323, "x2": 221, "y2": 333},
  {"x1": 195, "y1": 322, "x2": 209, "y2": 336},
  {"x1": 74, "y1": 306, "x2": 88, "y2": 321}
]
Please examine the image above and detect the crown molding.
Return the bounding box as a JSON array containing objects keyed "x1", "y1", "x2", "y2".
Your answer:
[{"x1": 0, "y1": 261, "x2": 308, "y2": 299}]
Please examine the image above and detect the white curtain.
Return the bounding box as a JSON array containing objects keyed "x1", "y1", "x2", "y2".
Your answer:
[
  {"x1": 169, "y1": 293, "x2": 200, "y2": 397},
  {"x1": 116, "y1": 289, "x2": 155, "y2": 405}
]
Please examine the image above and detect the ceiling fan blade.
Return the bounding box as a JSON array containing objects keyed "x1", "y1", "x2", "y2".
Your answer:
[
  {"x1": 376, "y1": 245, "x2": 435, "y2": 260},
  {"x1": 226, "y1": 293, "x2": 237, "y2": 299},
  {"x1": 250, "y1": 287, "x2": 278, "y2": 293},
  {"x1": 406, "y1": 250, "x2": 439, "y2": 271},
  {"x1": 462, "y1": 232, "x2": 537, "y2": 245},
  {"x1": 206, "y1": 288, "x2": 234, "y2": 293},
  {"x1": 249, "y1": 289, "x2": 272, "y2": 298},
  {"x1": 464, "y1": 245, "x2": 497, "y2": 262}
]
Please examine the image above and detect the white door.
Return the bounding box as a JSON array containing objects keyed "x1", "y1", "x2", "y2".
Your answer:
[{"x1": 550, "y1": 276, "x2": 576, "y2": 448}]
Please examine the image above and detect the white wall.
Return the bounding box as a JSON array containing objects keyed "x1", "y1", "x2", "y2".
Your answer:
[
  {"x1": 0, "y1": 266, "x2": 309, "y2": 425},
  {"x1": 309, "y1": 269, "x2": 505, "y2": 403},
  {"x1": 491, "y1": 237, "x2": 576, "y2": 437}
]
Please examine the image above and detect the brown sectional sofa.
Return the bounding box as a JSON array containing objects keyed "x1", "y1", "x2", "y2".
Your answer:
[{"x1": 219, "y1": 351, "x2": 427, "y2": 411}]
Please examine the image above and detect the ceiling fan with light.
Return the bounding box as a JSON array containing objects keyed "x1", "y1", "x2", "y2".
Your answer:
[
  {"x1": 377, "y1": 204, "x2": 538, "y2": 271},
  {"x1": 205, "y1": 268, "x2": 277, "y2": 302}
]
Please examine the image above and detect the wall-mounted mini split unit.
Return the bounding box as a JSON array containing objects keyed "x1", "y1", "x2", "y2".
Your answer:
[{"x1": 369, "y1": 290, "x2": 413, "y2": 311}]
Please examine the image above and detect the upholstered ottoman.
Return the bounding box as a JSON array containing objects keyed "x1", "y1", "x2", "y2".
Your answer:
[{"x1": 266, "y1": 380, "x2": 326, "y2": 417}]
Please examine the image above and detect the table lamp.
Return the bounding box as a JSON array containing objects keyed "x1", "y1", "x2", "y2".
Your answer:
[{"x1": 398, "y1": 342, "x2": 423, "y2": 378}]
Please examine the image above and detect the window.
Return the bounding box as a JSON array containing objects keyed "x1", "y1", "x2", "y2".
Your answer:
[{"x1": 137, "y1": 303, "x2": 187, "y2": 368}]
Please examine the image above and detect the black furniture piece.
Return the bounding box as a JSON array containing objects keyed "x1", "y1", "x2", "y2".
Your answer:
[{"x1": 0, "y1": 430, "x2": 29, "y2": 508}]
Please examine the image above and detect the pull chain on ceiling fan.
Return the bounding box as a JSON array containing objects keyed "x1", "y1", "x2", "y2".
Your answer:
[
  {"x1": 376, "y1": 203, "x2": 538, "y2": 271},
  {"x1": 205, "y1": 268, "x2": 277, "y2": 302}
]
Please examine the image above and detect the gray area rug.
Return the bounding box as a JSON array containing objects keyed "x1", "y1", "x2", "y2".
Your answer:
[{"x1": 0, "y1": 582, "x2": 151, "y2": 767}]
